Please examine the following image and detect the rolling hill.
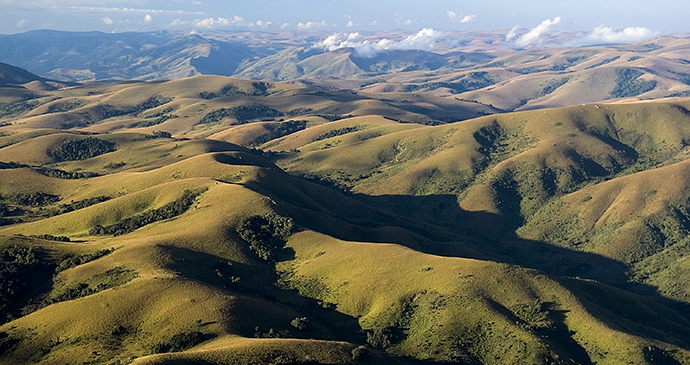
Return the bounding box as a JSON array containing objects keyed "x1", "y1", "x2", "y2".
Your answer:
[
  {"x1": 4, "y1": 30, "x2": 690, "y2": 113},
  {"x1": 2, "y1": 70, "x2": 690, "y2": 365}
]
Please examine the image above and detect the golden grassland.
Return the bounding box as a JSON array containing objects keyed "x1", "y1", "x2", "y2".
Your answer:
[{"x1": 2, "y1": 76, "x2": 690, "y2": 364}]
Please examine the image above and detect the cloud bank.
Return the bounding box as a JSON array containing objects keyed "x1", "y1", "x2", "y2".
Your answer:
[
  {"x1": 507, "y1": 16, "x2": 561, "y2": 47},
  {"x1": 583, "y1": 25, "x2": 657, "y2": 44},
  {"x1": 192, "y1": 16, "x2": 243, "y2": 28},
  {"x1": 312, "y1": 28, "x2": 444, "y2": 57},
  {"x1": 297, "y1": 21, "x2": 328, "y2": 29}
]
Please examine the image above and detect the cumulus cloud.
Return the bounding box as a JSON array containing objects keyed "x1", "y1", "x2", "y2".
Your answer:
[
  {"x1": 347, "y1": 20, "x2": 355, "y2": 27},
  {"x1": 508, "y1": 16, "x2": 561, "y2": 47},
  {"x1": 297, "y1": 20, "x2": 327, "y2": 29},
  {"x1": 101, "y1": 16, "x2": 113, "y2": 25},
  {"x1": 312, "y1": 28, "x2": 444, "y2": 57},
  {"x1": 168, "y1": 19, "x2": 187, "y2": 27},
  {"x1": 144, "y1": 14, "x2": 152, "y2": 23},
  {"x1": 584, "y1": 25, "x2": 657, "y2": 44},
  {"x1": 16, "y1": 19, "x2": 28, "y2": 29},
  {"x1": 505, "y1": 25, "x2": 519, "y2": 42},
  {"x1": 459, "y1": 15, "x2": 476, "y2": 23},
  {"x1": 254, "y1": 20, "x2": 272, "y2": 28},
  {"x1": 394, "y1": 14, "x2": 414, "y2": 25},
  {"x1": 192, "y1": 15, "x2": 242, "y2": 28},
  {"x1": 448, "y1": 10, "x2": 476, "y2": 23}
]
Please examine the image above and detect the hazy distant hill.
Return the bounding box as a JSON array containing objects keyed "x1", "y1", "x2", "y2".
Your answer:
[
  {"x1": 0, "y1": 62, "x2": 46, "y2": 86},
  {"x1": 0, "y1": 30, "x2": 256, "y2": 81},
  {"x1": 5, "y1": 30, "x2": 690, "y2": 111}
]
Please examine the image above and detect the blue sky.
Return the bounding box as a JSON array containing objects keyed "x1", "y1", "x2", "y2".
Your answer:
[{"x1": 0, "y1": 0, "x2": 687, "y2": 37}]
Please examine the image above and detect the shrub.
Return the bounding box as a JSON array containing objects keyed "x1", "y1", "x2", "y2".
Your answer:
[
  {"x1": 49, "y1": 137, "x2": 116, "y2": 162},
  {"x1": 290, "y1": 317, "x2": 308, "y2": 330},
  {"x1": 351, "y1": 346, "x2": 369, "y2": 362},
  {"x1": 236, "y1": 214, "x2": 295, "y2": 261},
  {"x1": 104, "y1": 162, "x2": 126, "y2": 170}
]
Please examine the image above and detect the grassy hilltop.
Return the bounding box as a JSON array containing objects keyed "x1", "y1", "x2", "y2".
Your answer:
[{"x1": 2, "y1": 74, "x2": 690, "y2": 364}]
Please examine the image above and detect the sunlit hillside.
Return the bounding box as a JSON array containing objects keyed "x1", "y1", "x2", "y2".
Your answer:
[{"x1": 2, "y1": 71, "x2": 690, "y2": 365}]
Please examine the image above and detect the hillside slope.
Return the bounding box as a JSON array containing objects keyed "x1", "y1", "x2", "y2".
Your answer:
[{"x1": 2, "y1": 77, "x2": 690, "y2": 364}]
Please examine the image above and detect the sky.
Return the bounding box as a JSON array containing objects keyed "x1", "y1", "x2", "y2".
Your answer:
[{"x1": 1, "y1": 0, "x2": 688, "y2": 42}]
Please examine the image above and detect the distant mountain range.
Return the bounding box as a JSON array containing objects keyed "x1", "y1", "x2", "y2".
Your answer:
[{"x1": 3, "y1": 30, "x2": 690, "y2": 112}]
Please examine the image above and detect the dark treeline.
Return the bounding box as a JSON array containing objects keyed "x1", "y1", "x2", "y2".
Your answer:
[{"x1": 89, "y1": 188, "x2": 206, "y2": 236}]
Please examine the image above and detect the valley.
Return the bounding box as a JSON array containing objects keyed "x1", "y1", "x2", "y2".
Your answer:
[{"x1": 2, "y1": 30, "x2": 690, "y2": 364}]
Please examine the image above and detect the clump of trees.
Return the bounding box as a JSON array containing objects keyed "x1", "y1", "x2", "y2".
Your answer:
[
  {"x1": 199, "y1": 105, "x2": 283, "y2": 125},
  {"x1": 55, "y1": 249, "x2": 114, "y2": 273},
  {"x1": 199, "y1": 82, "x2": 270, "y2": 99},
  {"x1": 252, "y1": 120, "x2": 307, "y2": 146},
  {"x1": 151, "y1": 331, "x2": 214, "y2": 353},
  {"x1": 41, "y1": 168, "x2": 99, "y2": 179},
  {"x1": 46, "y1": 100, "x2": 86, "y2": 114},
  {"x1": 89, "y1": 188, "x2": 206, "y2": 236},
  {"x1": 49, "y1": 137, "x2": 116, "y2": 162},
  {"x1": 0, "y1": 246, "x2": 41, "y2": 323},
  {"x1": 57, "y1": 196, "x2": 111, "y2": 215},
  {"x1": 0, "y1": 161, "x2": 29, "y2": 169},
  {"x1": 313, "y1": 126, "x2": 364, "y2": 142},
  {"x1": 10, "y1": 192, "x2": 60, "y2": 207},
  {"x1": 540, "y1": 77, "x2": 570, "y2": 96},
  {"x1": 104, "y1": 162, "x2": 126, "y2": 170},
  {"x1": 43, "y1": 267, "x2": 137, "y2": 305},
  {"x1": 130, "y1": 114, "x2": 178, "y2": 128},
  {"x1": 611, "y1": 68, "x2": 657, "y2": 98},
  {"x1": 236, "y1": 213, "x2": 295, "y2": 261},
  {"x1": 27, "y1": 234, "x2": 70, "y2": 242}
]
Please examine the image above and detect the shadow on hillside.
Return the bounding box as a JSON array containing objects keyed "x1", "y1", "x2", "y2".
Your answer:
[
  {"x1": 242, "y1": 178, "x2": 690, "y2": 351},
  {"x1": 161, "y1": 245, "x2": 363, "y2": 344}
]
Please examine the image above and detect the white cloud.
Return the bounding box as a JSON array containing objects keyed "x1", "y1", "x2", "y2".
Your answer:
[
  {"x1": 169, "y1": 19, "x2": 187, "y2": 27},
  {"x1": 66, "y1": 6, "x2": 203, "y2": 15},
  {"x1": 192, "y1": 15, "x2": 242, "y2": 28},
  {"x1": 584, "y1": 25, "x2": 657, "y2": 44},
  {"x1": 505, "y1": 25, "x2": 519, "y2": 42},
  {"x1": 509, "y1": 16, "x2": 561, "y2": 47},
  {"x1": 347, "y1": 20, "x2": 355, "y2": 27},
  {"x1": 460, "y1": 15, "x2": 476, "y2": 23},
  {"x1": 280, "y1": 22, "x2": 289, "y2": 29},
  {"x1": 447, "y1": 10, "x2": 475, "y2": 23},
  {"x1": 312, "y1": 28, "x2": 444, "y2": 57},
  {"x1": 101, "y1": 16, "x2": 113, "y2": 25},
  {"x1": 16, "y1": 19, "x2": 28, "y2": 29},
  {"x1": 297, "y1": 20, "x2": 327, "y2": 29},
  {"x1": 394, "y1": 14, "x2": 414, "y2": 25},
  {"x1": 144, "y1": 14, "x2": 152, "y2": 23}
]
